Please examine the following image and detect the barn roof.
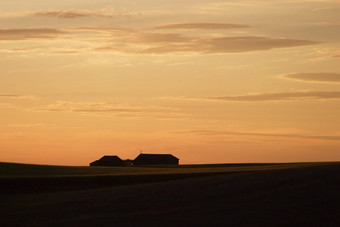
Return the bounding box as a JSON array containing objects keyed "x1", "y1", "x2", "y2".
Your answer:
[
  {"x1": 134, "y1": 153, "x2": 179, "y2": 160},
  {"x1": 90, "y1": 155, "x2": 123, "y2": 166},
  {"x1": 98, "y1": 155, "x2": 122, "y2": 161}
]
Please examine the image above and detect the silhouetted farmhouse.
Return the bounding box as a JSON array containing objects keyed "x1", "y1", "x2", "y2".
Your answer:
[
  {"x1": 90, "y1": 156, "x2": 124, "y2": 167},
  {"x1": 133, "y1": 154, "x2": 179, "y2": 165}
]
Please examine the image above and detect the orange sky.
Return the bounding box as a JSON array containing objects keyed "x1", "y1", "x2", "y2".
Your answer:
[{"x1": 1, "y1": 0, "x2": 340, "y2": 165}]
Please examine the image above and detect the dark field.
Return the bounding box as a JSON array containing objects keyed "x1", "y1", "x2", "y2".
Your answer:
[{"x1": 0, "y1": 162, "x2": 339, "y2": 226}]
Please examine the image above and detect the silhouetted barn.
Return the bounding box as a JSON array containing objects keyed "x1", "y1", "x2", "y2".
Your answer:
[
  {"x1": 133, "y1": 154, "x2": 179, "y2": 166},
  {"x1": 90, "y1": 156, "x2": 124, "y2": 167}
]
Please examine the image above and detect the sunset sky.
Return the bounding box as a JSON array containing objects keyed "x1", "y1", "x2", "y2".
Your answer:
[{"x1": 1, "y1": 0, "x2": 340, "y2": 165}]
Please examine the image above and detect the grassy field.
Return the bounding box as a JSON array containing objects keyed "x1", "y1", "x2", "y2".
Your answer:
[
  {"x1": 0, "y1": 162, "x2": 339, "y2": 226},
  {"x1": 0, "y1": 161, "x2": 327, "y2": 177},
  {"x1": 0, "y1": 161, "x2": 329, "y2": 193}
]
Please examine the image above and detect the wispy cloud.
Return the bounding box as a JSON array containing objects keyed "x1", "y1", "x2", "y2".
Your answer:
[
  {"x1": 2, "y1": 8, "x2": 140, "y2": 19},
  {"x1": 33, "y1": 101, "x2": 189, "y2": 119},
  {"x1": 0, "y1": 132, "x2": 34, "y2": 141},
  {"x1": 100, "y1": 35, "x2": 321, "y2": 54},
  {"x1": 112, "y1": 32, "x2": 195, "y2": 44},
  {"x1": 175, "y1": 90, "x2": 340, "y2": 102},
  {"x1": 153, "y1": 23, "x2": 251, "y2": 30},
  {"x1": 35, "y1": 101, "x2": 143, "y2": 113},
  {"x1": 8, "y1": 123, "x2": 57, "y2": 128},
  {"x1": 33, "y1": 9, "x2": 137, "y2": 19},
  {"x1": 282, "y1": 73, "x2": 340, "y2": 83},
  {"x1": 66, "y1": 27, "x2": 135, "y2": 33},
  {"x1": 0, "y1": 103, "x2": 14, "y2": 108},
  {"x1": 0, "y1": 23, "x2": 322, "y2": 55},
  {"x1": 0, "y1": 28, "x2": 66, "y2": 40},
  {"x1": 0, "y1": 95, "x2": 24, "y2": 98},
  {"x1": 180, "y1": 130, "x2": 340, "y2": 141},
  {"x1": 208, "y1": 91, "x2": 340, "y2": 101},
  {"x1": 0, "y1": 94, "x2": 36, "y2": 99},
  {"x1": 31, "y1": 10, "x2": 93, "y2": 19},
  {"x1": 150, "y1": 36, "x2": 319, "y2": 54}
]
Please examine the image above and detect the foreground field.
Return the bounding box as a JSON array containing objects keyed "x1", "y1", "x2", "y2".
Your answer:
[
  {"x1": 0, "y1": 162, "x2": 328, "y2": 193},
  {"x1": 0, "y1": 162, "x2": 339, "y2": 226},
  {"x1": 0, "y1": 162, "x2": 322, "y2": 177}
]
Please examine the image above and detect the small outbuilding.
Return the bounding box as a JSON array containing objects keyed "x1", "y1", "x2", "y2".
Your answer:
[
  {"x1": 133, "y1": 154, "x2": 179, "y2": 166},
  {"x1": 90, "y1": 155, "x2": 124, "y2": 167}
]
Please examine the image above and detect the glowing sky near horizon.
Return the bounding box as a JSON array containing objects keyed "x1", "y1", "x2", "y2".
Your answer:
[{"x1": 0, "y1": 0, "x2": 340, "y2": 165}]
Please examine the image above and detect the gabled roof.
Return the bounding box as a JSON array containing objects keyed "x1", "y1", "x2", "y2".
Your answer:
[
  {"x1": 134, "y1": 153, "x2": 179, "y2": 161},
  {"x1": 98, "y1": 155, "x2": 122, "y2": 161},
  {"x1": 90, "y1": 155, "x2": 124, "y2": 166}
]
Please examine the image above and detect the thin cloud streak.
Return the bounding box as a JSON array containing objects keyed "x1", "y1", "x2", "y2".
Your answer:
[
  {"x1": 112, "y1": 32, "x2": 195, "y2": 44},
  {"x1": 0, "y1": 103, "x2": 14, "y2": 108},
  {"x1": 153, "y1": 23, "x2": 251, "y2": 30},
  {"x1": 282, "y1": 73, "x2": 340, "y2": 83},
  {"x1": 207, "y1": 91, "x2": 340, "y2": 101},
  {"x1": 35, "y1": 101, "x2": 143, "y2": 113},
  {"x1": 3, "y1": 9, "x2": 140, "y2": 19},
  {"x1": 33, "y1": 101, "x2": 189, "y2": 119},
  {"x1": 0, "y1": 28, "x2": 66, "y2": 40},
  {"x1": 100, "y1": 35, "x2": 321, "y2": 54},
  {"x1": 9, "y1": 123, "x2": 57, "y2": 128},
  {"x1": 0, "y1": 24, "x2": 321, "y2": 55},
  {"x1": 182, "y1": 130, "x2": 340, "y2": 141},
  {"x1": 32, "y1": 10, "x2": 93, "y2": 19},
  {"x1": 0, "y1": 94, "x2": 36, "y2": 99},
  {"x1": 0, "y1": 95, "x2": 24, "y2": 98},
  {"x1": 174, "y1": 91, "x2": 340, "y2": 102}
]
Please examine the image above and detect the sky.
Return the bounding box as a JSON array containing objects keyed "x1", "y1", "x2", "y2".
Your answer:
[{"x1": 0, "y1": 0, "x2": 340, "y2": 165}]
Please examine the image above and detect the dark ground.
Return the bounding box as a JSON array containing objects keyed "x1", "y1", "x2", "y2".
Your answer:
[{"x1": 0, "y1": 163, "x2": 339, "y2": 226}]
